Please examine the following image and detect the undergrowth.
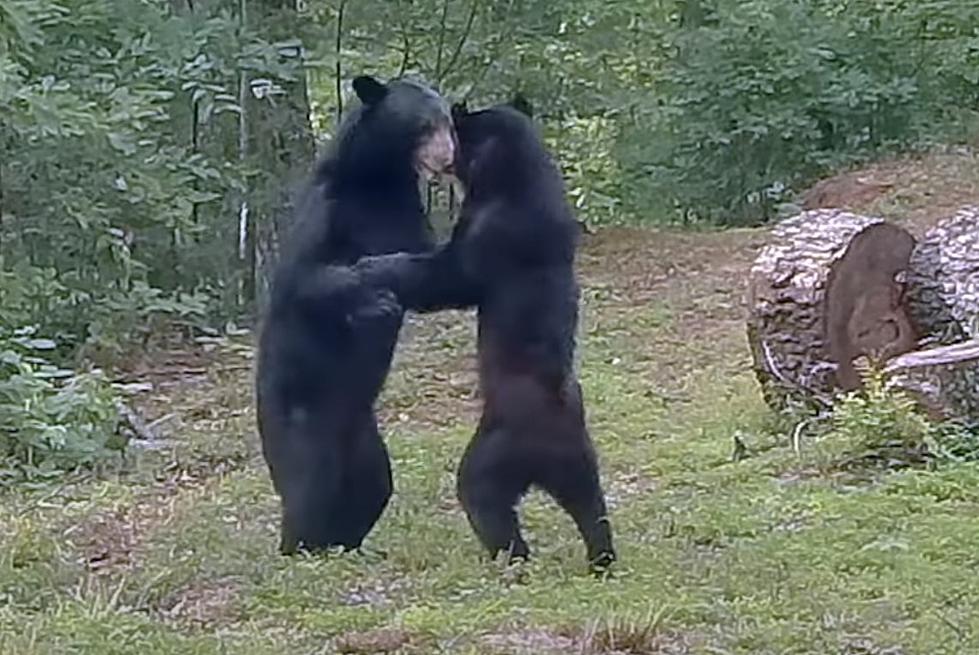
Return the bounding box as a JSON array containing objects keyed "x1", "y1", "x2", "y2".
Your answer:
[
  {"x1": 785, "y1": 366, "x2": 979, "y2": 474},
  {"x1": 0, "y1": 328, "x2": 124, "y2": 486}
]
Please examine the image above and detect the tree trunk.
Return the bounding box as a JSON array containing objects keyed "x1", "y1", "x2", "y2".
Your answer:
[
  {"x1": 745, "y1": 210, "x2": 918, "y2": 410},
  {"x1": 241, "y1": 0, "x2": 316, "y2": 315},
  {"x1": 906, "y1": 205, "x2": 979, "y2": 347}
]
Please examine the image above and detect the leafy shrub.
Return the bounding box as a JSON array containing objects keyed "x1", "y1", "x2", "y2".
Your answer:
[
  {"x1": 616, "y1": 0, "x2": 979, "y2": 225},
  {"x1": 0, "y1": 328, "x2": 124, "y2": 485},
  {"x1": 545, "y1": 114, "x2": 631, "y2": 227},
  {"x1": 830, "y1": 371, "x2": 933, "y2": 452},
  {"x1": 827, "y1": 369, "x2": 979, "y2": 464},
  {"x1": 0, "y1": 263, "x2": 209, "y2": 364},
  {"x1": 925, "y1": 420, "x2": 979, "y2": 464},
  {"x1": 2, "y1": 514, "x2": 59, "y2": 569},
  {"x1": 1, "y1": 0, "x2": 307, "y2": 360},
  {"x1": 80, "y1": 282, "x2": 210, "y2": 363}
]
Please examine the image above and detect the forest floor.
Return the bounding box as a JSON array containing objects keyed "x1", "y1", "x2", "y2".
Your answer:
[{"x1": 2, "y1": 150, "x2": 979, "y2": 654}]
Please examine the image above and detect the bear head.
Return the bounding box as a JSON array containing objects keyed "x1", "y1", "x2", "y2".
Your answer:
[
  {"x1": 351, "y1": 75, "x2": 456, "y2": 180},
  {"x1": 449, "y1": 99, "x2": 544, "y2": 190}
]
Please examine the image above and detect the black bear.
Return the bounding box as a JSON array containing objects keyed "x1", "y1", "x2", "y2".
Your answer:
[
  {"x1": 255, "y1": 75, "x2": 455, "y2": 555},
  {"x1": 356, "y1": 99, "x2": 616, "y2": 572}
]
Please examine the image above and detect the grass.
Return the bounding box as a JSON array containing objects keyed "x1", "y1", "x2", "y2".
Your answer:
[{"x1": 3, "y1": 152, "x2": 979, "y2": 653}]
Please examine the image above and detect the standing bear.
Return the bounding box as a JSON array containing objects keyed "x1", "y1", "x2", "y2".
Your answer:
[
  {"x1": 256, "y1": 75, "x2": 455, "y2": 555},
  {"x1": 357, "y1": 99, "x2": 616, "y2": 572}
]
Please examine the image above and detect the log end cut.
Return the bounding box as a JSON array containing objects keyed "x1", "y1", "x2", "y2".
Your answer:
[
  {"x1": 824, "y1": 222, "x2": 918, "y2": 390},
  {"x1": 746, "y1": 210, "x2": 918, "y2": 410}
]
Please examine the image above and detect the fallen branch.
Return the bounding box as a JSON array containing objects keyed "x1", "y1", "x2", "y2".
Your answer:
[
  {"x1": 884, "y1": 338, "x2": 979, "y2": 422},
  {"x1": 113, "y1": 363, "x2": 252, "y2": 384},
  {"x1": 115, "y1": 401, "x2": 159, "y2": 442},
  {"x1": 884, "y1": 339, "x2": 979, "y2": 371}
]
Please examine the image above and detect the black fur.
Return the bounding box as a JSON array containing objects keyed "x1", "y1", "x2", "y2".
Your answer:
[
  {"x1": 357, "y1": 103, "x2": 616, "y2": 571},
  {"x1": 256, "y1": 75, "x2": 452, "y2": 554}
]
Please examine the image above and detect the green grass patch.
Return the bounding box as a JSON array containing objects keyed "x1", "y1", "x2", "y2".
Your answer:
[{"x1": 3, "y1": 226, "x2": 979, "y2": 653}]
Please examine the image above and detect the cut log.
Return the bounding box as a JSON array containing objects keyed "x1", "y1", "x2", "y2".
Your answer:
[
  {"x1": 906, "y1": 205, "x2": 979, "y2": 346},
  {"x1": 884, "y1": 339, "x2": 979, "y2": 423},
  {"x1": 746, "y1": 210, "x2": 918, "y2": 410}
]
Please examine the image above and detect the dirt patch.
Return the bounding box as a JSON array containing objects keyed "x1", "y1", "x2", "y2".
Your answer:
[
  {"x1": 841, "y1": 637, "x2": 906, "y2": 655},
  {"x1": 65, "y1": 449, "x2": 250, "y2": 576},
  {"x1": 115, "y1": 347, "x2": 223, "y2": 382},
  {"x1": 803, "y1": 175, "x2": 895, "y2": 211},
  {"x1": 60, "y1": 336, "x2": 261, "y2": 576},
  {"x1": 576, "y1": 227, "x2": 762, "y2": 397},
  {"x1": 64, "y1": 452, "x2": 255, "y2": 574},
  {"x1": 338, "y1": 577, "x2": 410, "y2": 607},
  {"x1": 381, "y1": 310, "x2": 482, "y2": 430},
  {"x1": 482, "y1": 629, "x2": 578, "y2": 654},
  {"x1": 606, "y1": 470, "x2": 658, "y2": 510},
  {"x1": 159, "y1": 577, "x2": 241, "y2": 627},
  {"x1": 586, "y1": 630, "x2": 694, "y2": 655},
  {"x1": 481, "y1": 625, "x2": 695, "y2": 654},
  {"x1": 335, "y1": 627, "x2": 415, "y2": 654},
  {"x1": 799, "y1": 150, "x2": 979, "y2": 234},
  {"x1": 66, "y1": 494, "x2": 186, "y2": 575},
  {"x1": 67, "y1": 508, "x2": 141, "y2": 573},
  {"x1": 579, "y1": 228, "x2": 761, "y2": 320}
]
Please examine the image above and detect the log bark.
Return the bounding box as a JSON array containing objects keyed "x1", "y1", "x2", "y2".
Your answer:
[
  {"x1": 906, "y1": 205, "x2": 979, "y2": 346},
  {"x1": 746, "y1": 210, "x2": 918, "y2": 410},
  {"x1": 884, "y1": 339, "x2": 979, "y2": 423}
]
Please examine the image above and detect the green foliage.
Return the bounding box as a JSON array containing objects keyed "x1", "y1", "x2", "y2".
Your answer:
[
  {"x1": 827, "y1": 369, "x2": 979, "y2": 464},
  {"x1": 0, "y1": 0, "x2": 311, "y2": 351},
  {"x1": 617, "y1": 0, "x2": 979, "y2": 225},
  {"x1": 80, "y1": 283, "x2": 210, "y2": 363},
  {"x1": 305, "y1": 0, "x2": 978, "y2": 227},
  {"x1": 830, "y1": 371, "x2": 933, "y2": 452},
  {"x1": 928, "y1": 419, "x2": 979, "y2": 463},
  {"x1": 0, "y1": 328, "x2": 124, "y2": 485},
  {"x1": 0, "y1": 264, "x2": 209, "y2": 363},
  {"x1": 544, "y1": 114, "x2": 630, "y2": 226}
]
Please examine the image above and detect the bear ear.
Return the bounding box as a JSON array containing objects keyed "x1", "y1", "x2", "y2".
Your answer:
[
  {"x1": 450, "y1": 101, "x2": 469, "y2": 121},
  {"x1": 510, "y1": 93, "x2": 533, "y2": 118},
  {"x1": 352, "y1": 75, "x2": 388, "y2": 106}
]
